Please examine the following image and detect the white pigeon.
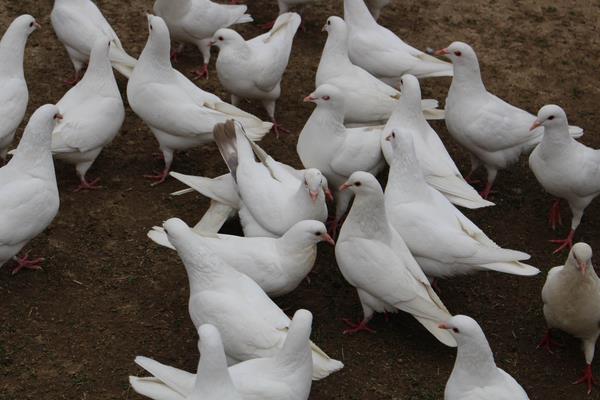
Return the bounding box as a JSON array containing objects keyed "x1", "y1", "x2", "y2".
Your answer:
[
  {"x1": 540, "y1": 243, "x2": 600, "y2": 394},
  {"x1": 440, "y1": 315, "x2": 529, "y2": 400},
  {"x1": 127, "y1": 15, "x2": 272, "y2": 185},
  {"x1": 214, "y1": 120, "x2": 328, "y2": 237},
  {"x1": 364, "y1": 0, "x2": 390, "y2": 20},
  {"x1": 148, "y1": 219, "x2": 334, "y2": 297},
  {"x1": 212, "y1": 12, "x2": 301, "y2": 136},
  {"x1": 0, "y1": 105, "x2": 62, "y2": 275},
  {"x1": 298, "y1": 83, "x2": 385, "y2": 233},
  {"x1": 529, "y1": 105, "x2": 600, "y2": 253},
  {"x1": 317, "y1": 16, "x2": 443, "y2": 125},
  {"x1": 51, "y1": 39, "x2": 124, "y2": 191},
  {"x1": 131, "y1": 324, "x2": 242, "y2": 400},
  {"x1": 384, "y1": 128, "x2": 539, "y2": 279},
  {"x1": 344, "y1": 0, "x2": 452, "y2": 85},
  {"x1": 335, "y1": 171, "x2": 456, "y2": 347},
  {"x1": 0, "y1": 15, "x2": 40, "y2": 162},
  {"x1": 153, "y1": 0, "x2": 253, "y2": 79},
  {"x1": 437, "y1": 41, "x2": 583, "y2": 199},
  {"x1": 50, "y1": 0, "x2": 138, "y2": 82},
  {"x1": 260, "y1": 0, "x2": 312, "y2": 30},
  {"x1": 130, "y1": 310, "x2": 314, "y2": 400},
  {"x1": 381, "y1": 74, "x2": 491, "y2": 209},
  {"x1": 163, "y1": 217, "x2": 344, "y2": 380}
]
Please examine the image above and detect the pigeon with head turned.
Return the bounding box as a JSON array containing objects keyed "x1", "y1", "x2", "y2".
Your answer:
[
  {"x1": 0, "y1": 105, "x2": 62, "y2": 275},
  {"x1": 0, "y1": 15, "x2": 40, "y2": 163},
  {"x1": 364, "y1": 0, "x2": 390, "y2": 20},
  {"x1": 153, "y1": 0, "x2": 253, "y2": 79},
  {"x1": 131, "y1": 310, "x2": 314, "y2": 400},
  {"x1": 162, "y1": 218, "x2": 344, "y2": 380},
  {"x1": 298, "y1": 83, "x2": 385, "y2": 234},
  {"x1": 212, "y1": 12, "x2": 301, "y2": 137},
  {"x1": 317, "y1": 16, "x2": 443, "y2": 125},
  {"x1": 540, "y1": 243, "x2": 600, "y2": 394},
  {"x1": 344, "y1": 0, "x2": 452, "y2": 85},
  {"x1": 440, "y1": 315, "x2": 529, "y2": 400},
  {"x1": 148, "y1": 219, "x2": 334, "y2": 297},
  {"x1": 51, "y1": 39, "x2": 124, "y2": 192},
  {"x1": 127, "y1": 15, "x2": 272, "y2": 185},
  {"x1": 335, "y1": 171, "x2": 456, "y2": 347},
  {"x1": 50, "y1": 0, "x2": 137, "y2": 82},
  {"x1": 214, "y1": 121, "x2": 328, "y2": 237},
  {"x1": 384, "y1": 128, "x2": 538, "y2": 279},
  {"x1": 437, "y1": 41, "x2": 583, "y2": 199},
  {"x1": 529, "y1": 105, "x2": 600, "y2": 253},
  {"x1": 381, "y1": 74, "x2": 491, "y2": 209}
]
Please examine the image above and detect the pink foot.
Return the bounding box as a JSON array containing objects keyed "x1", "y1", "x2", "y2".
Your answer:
[
  {"x1": 326, "y1": 215, "x2": 346, "y2": 238},
  {"x1": 170, "y1": 49, "x2": 180, "y2": 63},
  {"x1": 144, "y1": 169, "x2": 169, "y2": 186},
  {"x1": 152, "y1": 152, "x2": 165, "y2": 161},
  {"x1": 192, "y1": 64, "x2": 209, "y2": 80},
  {"x1": 479, "y1": 182, "x2": 494, "y2": 200},
  {"x1": 536, "y1": 330, "x2": 563, "y2": 354},
  {"x1": 464, "y1": 172, "x2": 480, "y2": 185},
  {"x1": 550, "y1": 229, "x2": 575, "y2": 254},
  {"x1": 260, "y1": 20, "x2": 276, "y2": 30},
  {"x1": 324, "y1": 188, "x2": 334, "y2": 203},
  {"x1": 271, "y1": 120, "x2": 290, "y2": 139},
  {"x1": 573, "y1": 364, "x2": 598, "y2": 394},
  {"x1": 11, "y1": 253, "x2": 44, "y2": 275},
  {"x1": 74, "y1": 177, "x2": 102, "y2": 192},
  {"x1": 548, "y1": 199, "x2": 562, "y2": 230},
  {"x1": 342, "y1": 318, "x2": 376, "y2": 335}
]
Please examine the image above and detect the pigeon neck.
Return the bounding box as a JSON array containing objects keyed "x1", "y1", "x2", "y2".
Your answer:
[
  {"x1": 539, "y1": 123, "x2": 572, "y2": 148},
  {"x1": 193, "y1": 342, "x2": 238, "y2": 399},
  {"x1": 275, "y1": 324, "x2": 312, "y2": 368},
  {"x1": 321, "y1": 30, "x2": 352, "y2": 70},
  {"x1": 344, "y1": 0, "x2": 378, "y2": 28},
  {"x1": 392, "y1": 92, "x2": 431, "y2": 132},
  {"x1": 449, "y1": 60, "x2": 486, "y2": 96},
  {"x1": 10, "y1": 135, "x2": 56, "y2": 181},
  {"x1": 344, "y1": 189, "x2": 392, "y2": 240},
  {"x1": 177, "y1": 240, "x2": 230, "y2": 292},
  {"x1": 309, "y1": 105, "x2": 346, "y2": 135},
  {"x1": 452, "y1": 337, "x2": 498, "y2": 383},
  {"x1": 0, "y1": 27, "x2": 28, "y2": 77},
  {"x1": 386, "y1": 139, "x2": 430, "y2": 202},
  {"x1": 138, "y1": 36, "x2": 173, "y2": 77},
  {"x1": 79, "y1": 52, "x2": 118, "y2": 94}
]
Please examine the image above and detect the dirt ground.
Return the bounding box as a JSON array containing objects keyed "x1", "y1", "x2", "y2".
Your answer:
[{"x1": 2, "y1": 0, "x2": 600, "y2": 399}]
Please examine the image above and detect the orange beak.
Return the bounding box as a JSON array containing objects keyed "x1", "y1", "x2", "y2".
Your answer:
[
  {"x1": 34, "y1": 21, "x2": 42, "y2": 29},
  {"x1": 54, "y1": 113, "x2": 63, "y2": 120},
  {"x1": 438, "y1": 323, "x2": 451, "y2": 330},
  {"x1": 303, "y1": 95, "x2": 317, "y2": 103},
  {"x1": 309, "y1": 191, "x2": 318, "y2": 202},
  {"x1": 339, "y1": 183, "x2": 351, "y2": 191},
  {"x1": 529, "y1": 121, "x2": 541, "y2": 131},
  {"x1": 322, "y1": 233, "x2": 335, "y2": 246},
  {"x1": 434, "y1": 48, "x2": 449, "y2": 56}
]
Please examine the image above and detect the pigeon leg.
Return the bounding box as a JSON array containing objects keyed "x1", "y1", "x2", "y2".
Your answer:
[
  {"x1": 573, "y1": 364, "x2": 598, "y2": 394},
  {"x1": 11, "y1": 253, "x2": 44, "y2": 275},
  {"x1": 342, "y1": 318, "x2": 376, "y2": 335},
  {"x1": 479, "y1": 181, "x2": 494, "y2": 199},
  {"x1": 74, "y1": 177, "x2": 102, "y2": 192},
  {"x1": 548, "y1": 199, "x2": 562, "y2": 230},
  {"x1": 260, "y1": 19, "x2": 276, "y2": 30},
  {"x1": 271, "y1": 120, "x2": 290, "y2": 138},
  {"x1": 64, "y1": 70, "x2": 81, "y2": 85},
  {"x1": 550, "y1": 229, "x2": 575, "y2": 254},
  {"x1": 144, "y1": 149, "x2": 173, "y2": 186},
  {"x1": 536, "y1": 329, "x2": 563, "y2": 353},
  {"x1": 192, "y1": 64, "x2": 209, "y2": 80}
]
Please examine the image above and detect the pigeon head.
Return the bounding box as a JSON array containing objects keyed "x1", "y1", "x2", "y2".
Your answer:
[
  {"x1": 530, "y1": 104, "x2": 568, "y2": 132},
  {"x1": 9, "y1": 15, "x2": 41, "y2": 37},
  {"x1": 435, "y1": 41, "x2": 477, "y2": 66},
  {"x1": 340, "y1": 171, "x2": 381, "y2": 196},
  {"x1": 162, "y1": 218, "x2": 192, "y2": 249},
  {"x1": 567, "y1": 242, "x2": 593, "y2": 276},
  {"x1": 86, "y1": 38, "x2": 112, "y2": 76},
  {"x1": 284, "y1": 220, "x2": 335, "y2": 246},
  {"x1": 303, "y1": 168, "x2": 326, "y2": 203},
  {"x1": 277, "y1": 309, "x2": 313, "y2": 363},
  {"x1": 211, "y1": 28, "x2": 243, "y2": 49},
  {"x1": 322, "y1": 16, "x2": 347, "y2": 36},
  {"x1": 385, "y1": 128, "x2": 414, "y2": 153},
  {"x1": 439, "y1": 315, "x2": 487, "y2": 345},
  {"x1": 144, "y1": 14, "x2": 171, "y2": 61},
  {"x1": 304, "y1": 84, "x2": 344, "y2": 110},
  {"x1": 397, "y1": 74, "x2": 422, "y2": 106},
  {"x1": 21, "y1": 104, "x2": 62, "y2": 146}
]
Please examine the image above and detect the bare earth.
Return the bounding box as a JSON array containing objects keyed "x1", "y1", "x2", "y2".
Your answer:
[{"x1": 2, "y1": 0, "x2": 600, "y2": 399}]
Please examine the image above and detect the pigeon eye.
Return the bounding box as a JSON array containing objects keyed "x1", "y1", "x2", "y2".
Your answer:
[
  {"x1": 355, "y1": 182, "x2": 361, "y2": 187},
  {"x1": 327, "y1": 20, "x2": 331, "y2": 25},
  {"x1": 29, "y1": 22, "x2": 34, "y2": 27},
  {"x1": 219, "y1": 36, "x2": 224, "y2": 41},
  {"x1": 150, "y1": 25, "x2": 153, "y2": 30},
  {"x1": 452, "y1": 328, "x2": 460, "y2": 333},
  {"x1": 314, "y1": 231, "x2": 321, "y2": 236},
  {"x1": 400, "y1": 79, "x2": 403, "y2": 85},
  {"x1": 322, "y1": 95, "x2": 330, "y2": 101},
  {"x1": 454, "y1": 51, "x2": 462, "y2": 56},
  {"x1": 548, "y1": 115, "x2": 555, "y2": 120},
  {"x1": 391, "y1": 132, "x2": 396, "y2": 138}
]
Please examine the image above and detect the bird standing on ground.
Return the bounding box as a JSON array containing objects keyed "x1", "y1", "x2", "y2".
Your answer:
[
  {"x1": 0, "y1": 105, "x2": 62, "y2": 274},
  {"x1": 335, "y1": 171, "x2": 456, "y2": 347},
  {"x1": 437, "y1": 41, "x2": 583, "y2": 199},
  {"x1": 0, "y1": 15, "x2": 40, "y2": 163},
  {"x1": 212, "y1": 13, "x2": 301, "y2": 137},
  {"x1": 50, "y1": 0, "x2": 137, "y2": 82},
  {"x1": 440, "y1": 315, "x2": 529, "y2": 399},
  {"x1": 127, "y1": 15, "x2": 271, "y2": 185},
  {"x1": 163, "y1": 218, "x2": 344, "y2": 380},
  {"x1": 51, "y1": 39, "x2": 124, "y2": 191},
  {"x1": 529, "y1": 105, "x2": 600, "y2": 253},
  {"x1": 540, "y1": 243, "x2": 600, "y2": 394},
  {"x1": 153, "y1": 0, "x2": 253, "y2": 79}
]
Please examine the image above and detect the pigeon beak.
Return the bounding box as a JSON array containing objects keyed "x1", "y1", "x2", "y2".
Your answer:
[
  {"x1": 579, "y1": 261, "x2": 588, "y2": 275},
  {"x1": 303, "y1": 95, "x2": 317, "y2": 103},
  {"x1": 438, "y1": 323, "x2": 451, "y2": 330},
  {"x1": 325, "y1": 187, "x2": 334, "y2": 202},
  {"x1": 385, "y1": 133, "x2": 393, "y2": 141},
  {"x1": 322, "y1": 233, "x2": 336, "y2": 246},
  {"x1": 309, "y1": 191, "x2": 319, "y2": 203},
  {"x1": 210, "y1": 40, "x2": 216, "y2": 47},
  {"x1": 339, "y1": 183, "x2": 351, "y2": 191},
  {"x1": 54, "y1": 113, "x2": 63, "y2": 121},
  {"x1": 33, "y1": 21, "x2": 42, "y2": 30},
  {"x1": 529, "y1": 120, "x2": 542, "y2": 131},
  {"x1": 434, "y1": 48, "x2": 450, "y2": 56}
]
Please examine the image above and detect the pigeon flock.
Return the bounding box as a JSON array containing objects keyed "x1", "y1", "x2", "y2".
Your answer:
[{"x1": 2, "y1": 0, "x2": 600, "y2": 399}]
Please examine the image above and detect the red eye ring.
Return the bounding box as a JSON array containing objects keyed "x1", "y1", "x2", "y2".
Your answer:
[
  {"x1": 454, "y1": 51, "x2": 462, "y2": 56},
  {"x1": 322, "y1": 96, "x2": 330, "y2": 101}
]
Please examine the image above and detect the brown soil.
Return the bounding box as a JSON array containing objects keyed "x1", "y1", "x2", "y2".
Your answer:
[{"x1": 2, "y1": 0, "x2": 600, "y2": 399}]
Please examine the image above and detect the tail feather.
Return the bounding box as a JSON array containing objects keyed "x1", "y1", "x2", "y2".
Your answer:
[
  {"x1": 479, "y1": 260, "x2": 540, "y2": 276},
  {"x1": 420, "y1": 99, "x2": 445, "y2": 120},
  {"x1": 235, "y1": 13, "x2": 253, "y2": 24},
  {"x1": 109, "y1": 45, "x2": 137, "y2": 79},
  {"x1": 129, "y1": 376, "x2": 184, "y2": 400},
  {"x1": 134, "y1": 356, "x2": 195, "y2": 396},
  {"x1": 148, "y1": 226, "x2": 175, "y2": 250},
  {"x1": 264, "y1": 12, "x2": 301, "y2": 44},
  {"x1": 569, "y1": 125, "x2": 584, "y2": 138},
  {"x1": 213, "y1": 121, "x2": 240, "y2": 181},
  {"x1": 309, "y1": 341, "x2": 344, "y2": 380},
  {"x1": 426, "y1": 175, "x2": 494, "y2": 209},
  {"x1": 208, "y1": 102, "x2": 272, "y2": 141},
  {"x1": 192, "y1": 201, "x2": 236, "y2": 234},
  {"x1": 169, "y1": 172, "x2": 240, "y2": 207},
  {"x1": 413, "y1": 315, "x2": 457, "y2": 347}
]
